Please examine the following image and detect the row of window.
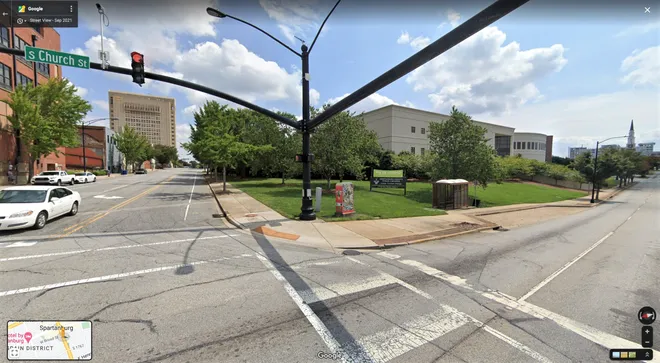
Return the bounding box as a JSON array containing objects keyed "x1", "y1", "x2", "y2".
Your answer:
[
  {"x1": 514, "y1": 141, "x2": 546, "y2": 151},
  {"x1": 0, "y1": 62, "x2": 36, "y2": 90},
  {"x1": 411, "y1": 126, "x2": 426, "y2": 135},
  {"x1": 0, "y1": 26, "x2": 51, "y2": 76},
  {"x1": 410, "y1": 147, "x2": 426, "y2": 155}
]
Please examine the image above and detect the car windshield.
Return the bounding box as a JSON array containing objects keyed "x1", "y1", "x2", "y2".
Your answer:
[
  {"x1": 75, "y1": 173, "x2": 85, "y2": 176},
  {"x1": 0, "y1": 190, "x2": 47, "y2": 203},
  {"x1": 40, "y1": 172, "x2": 60, "y2": 176}
]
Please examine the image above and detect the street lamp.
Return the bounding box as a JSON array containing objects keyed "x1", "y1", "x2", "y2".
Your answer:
[
  {"x1": 81, "y1": 117, "x2": 118, "y2": 172},
  {"x1": 95, "y1": 3, "x2": 110, "y2": 69},
  {"x1": 207, "y1": 1, "x2": 342, "y2": 221},
  {"x1": 590, "y1": 136, "x2": 627, "y2": 203}
]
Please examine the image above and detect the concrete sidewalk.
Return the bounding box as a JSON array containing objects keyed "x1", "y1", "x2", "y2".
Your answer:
[
  {"x1": 207, "y1": 179, "x2": 635, "y2": 252},
  {"x1": 207, "y1": 181, "x2": 497, "y2": 251}
]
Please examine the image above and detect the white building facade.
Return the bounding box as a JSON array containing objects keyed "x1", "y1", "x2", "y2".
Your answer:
[
  {"x1": 105, "y1": 128, "x2": 123, "y2": 172},
  {"x1": 512, "y1": 133, "x2": 553, "y2": 162},
  {"x1": 637, "y1": 142, "x2": 656, "y2": 156},
  {"x1": 361, "y1": 105, "x2": 518, "y2": 158}
]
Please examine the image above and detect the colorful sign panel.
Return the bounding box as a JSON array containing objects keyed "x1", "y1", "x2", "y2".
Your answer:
[{"x1": 370, "y1": 169, "x2": 407, "y2": 195}]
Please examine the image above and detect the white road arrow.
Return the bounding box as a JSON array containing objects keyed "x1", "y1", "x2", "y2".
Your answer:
[{"x1": 94, "y1": 195, "x2": 124, "y2": 200}]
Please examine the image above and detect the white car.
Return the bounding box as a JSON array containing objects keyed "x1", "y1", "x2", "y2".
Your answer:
[
  {"x1": 31, "y1": 171, "x2": 75, "y2": 185},
  {"x1": 74, "y1": 172, "x2": 96, "y2": 183},
  {"x1": 0, "y1": 186, "x2": 81, "y2": 230}
]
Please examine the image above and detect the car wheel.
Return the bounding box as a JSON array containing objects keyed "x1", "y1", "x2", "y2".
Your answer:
[
  {"x1": 69, "y1": 201, "x2": 79, "y2": 216},
  {"x1": 57, "y1": 180, "x2": 61, "y2": 186},
  {"x1": 33, "y1": 211, "x2": 48, "y2": 229},
  {"x1": 71, "y1": 179, "x2": 75, "y2": 185},
  {"x1": 93, "y1": 177, "x2": 96, "y2": 182}
]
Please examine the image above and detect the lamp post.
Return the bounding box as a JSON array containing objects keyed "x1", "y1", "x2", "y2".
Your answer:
[
  {"x1": 81, "y1": 117, "x2": 118, "y2": 172},
  {"x1": 95, "y1": 3, "x2": 110, "y2": 69},
  {"x1": 206, "y1": 1, "x2": 341, "y2": 221},
  {"x1": 590, "y1": 136, "x2": 627, "y2": 203}
]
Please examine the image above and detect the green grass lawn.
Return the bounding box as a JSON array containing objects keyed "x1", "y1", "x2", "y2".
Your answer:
[{"x1": 229, "y1": 178, "x2": 587, "y2": 221}]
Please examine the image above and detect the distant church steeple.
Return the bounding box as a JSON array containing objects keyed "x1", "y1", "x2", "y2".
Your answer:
[{"x1": 627, "y1": 120, "x2": 636, "y2": 149}]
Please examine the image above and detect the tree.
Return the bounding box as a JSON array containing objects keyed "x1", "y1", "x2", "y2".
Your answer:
[
  {"x1": 427, "y1": 106, "x2": 498, "y2": 187},
  {"x1": 153, "y1": 144, "x2": 178, "y2": 166},
  {"x1": 114, "y1": 126, "x2": 151, "y2": 171},
  {"x1": 182, "y1": 101, "x2": 272, "y2": 192},
  {"x1": 311, "y1": 106, "x2": 381, "y2": 189},
  {"x1": 2, "y1": 79, "x2": 91, "y2": 181},
  {"x1": 551, "y1": 156, "x2": 572, "y2": 166},
  {"x1": 242, "y1": 110, "x2": 301, "y2": 183}
]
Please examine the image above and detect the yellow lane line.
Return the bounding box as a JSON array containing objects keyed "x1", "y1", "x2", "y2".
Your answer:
[
  {"x1": 7, "y1": 322, "x2": 22, "y2": 329},
  {"x1": 52, "y1": 175, "x2": 175, "y2": 239},
  {"x1": 56, "y1": 322, "x2": 73, "y2": 359}
]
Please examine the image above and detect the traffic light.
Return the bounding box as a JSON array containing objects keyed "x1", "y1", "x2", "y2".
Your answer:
[{"x1": 130, "y1": 51, "x2": 145, "y2": 86}]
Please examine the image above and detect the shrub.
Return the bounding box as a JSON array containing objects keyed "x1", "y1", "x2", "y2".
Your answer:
[{"x1": 92, "y1": 170, "x2": 108, "y2": 176}]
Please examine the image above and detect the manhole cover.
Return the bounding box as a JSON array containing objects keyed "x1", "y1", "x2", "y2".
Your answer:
[{"x1": 342, "y1": 250, "x2": 361, "y2": 256}]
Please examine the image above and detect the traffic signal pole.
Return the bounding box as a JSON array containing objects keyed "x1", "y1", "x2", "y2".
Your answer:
[{"x1": 299, "y1": 44, "x2": 315, "y2": 220}]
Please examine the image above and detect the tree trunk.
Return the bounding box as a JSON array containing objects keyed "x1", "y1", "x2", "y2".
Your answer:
[
  {"x1": 281, "y1": 171, "x2": 286, "y2": 185},
  {"x1": 339, "y1": 174, "x2": 343, "y2": 183},
  {"x1": 326, "y1": 177, "x2": 331, "y2": 190},
  {"x1": 222, "y1": 166, "x2": 227, "y2": 192},
  {"x1": 619, "y1": 178, "x2": 623, "y2": 188},
  {"x1": 214, "y1": 166, "x2": 218, "y2": 181},
  {"x1": 27, "y1": 155, "x2": 35, "y2": 184}
]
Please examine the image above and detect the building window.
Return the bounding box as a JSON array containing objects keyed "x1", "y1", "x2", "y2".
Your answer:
[
  {"x1": 13, "y1": 35, "x2": 31, "y2": 65},
  {"x1": 421, "y1": 148, "x2": 425, "y2": 155},
  {"x1": 410, "y1": 147, "x2": 416, "y2": 154},
  {"x1": 36, "y1": 62, "x2": 49, "y2": 77},
  {"x1": 411, "y1": 126, "x2": 416, "y2": 133},
  {"x1": 0, "y1": 63, "x2": 11, "y2": 90},
  {"x1": 16, "y1": 72, "x2": 32, "y2": 87},
  {"x1": 0, "y1": 27, "x2": 8, "y2": 48},
  {"x1": 521, "y1": 142, "x2": 526, "y2": 150},
  {"x1": 527, "y1": 142, "x2": 532, "y2": 150},
  {"x1": 421, "y1": 128, "x2": 425, "y2": 135},
  {"x1": 494, "y1": 135, "x2": 512, "y2": 157}
]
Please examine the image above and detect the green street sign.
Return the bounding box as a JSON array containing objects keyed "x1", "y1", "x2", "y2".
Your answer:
[
  {"x1": 24, "y1": 46, "x2": 90, "y2": 69},
  {"x1": 373, "y1": 169, "x2": 404, "y2": 178}
]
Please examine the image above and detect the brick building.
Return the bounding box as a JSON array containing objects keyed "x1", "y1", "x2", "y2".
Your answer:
[{"x1": 0, "y1": 2, "x2": 63, "y2": 185}]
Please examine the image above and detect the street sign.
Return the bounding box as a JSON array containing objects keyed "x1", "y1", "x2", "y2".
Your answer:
[
  {"x1": 24, "y1": 45, "x2": 90, "y2": 69},
  {"x1": 370, "y1": 169, "x2": 407, "y2": 195}
]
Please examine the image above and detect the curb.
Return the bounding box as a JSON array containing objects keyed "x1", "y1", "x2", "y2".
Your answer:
[
  {"x1": 340, "y1": 225, "x2": 498, "y2": 250},
  {"x1": 206, "y1": 180, "x2": 246, "y2": 230}
]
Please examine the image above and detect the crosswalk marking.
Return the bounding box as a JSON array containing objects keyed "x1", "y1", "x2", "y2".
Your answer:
[
  {"x1": 0, "y1": 241, "x2": 38, "y2": 248},
  {"x1": 397, "y1": 258, "x2": 660, "y2": 357}
]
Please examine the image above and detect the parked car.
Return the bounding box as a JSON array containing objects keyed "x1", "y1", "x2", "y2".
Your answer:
[
  {"x1": 74, "y1": 172, "x2": 97, "y2": 183},
  {"x1": 135, "y1": 169, "x2": 147, "y2": 174},
  {"x1": 0, "y1": 186, "x2": 81, "y2": 230},
  {"x1": 31, "y1": 171, "x2": 74, "y2": 185}
]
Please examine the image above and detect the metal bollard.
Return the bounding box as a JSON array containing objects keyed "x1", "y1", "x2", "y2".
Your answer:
[{"x1": 315, "y1": 187, "x2": 322, "y2": 212}]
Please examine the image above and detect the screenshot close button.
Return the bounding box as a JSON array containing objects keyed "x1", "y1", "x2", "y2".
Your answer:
[{"x1": 642, "y1": 326, "x2": 653, "y2": 348}]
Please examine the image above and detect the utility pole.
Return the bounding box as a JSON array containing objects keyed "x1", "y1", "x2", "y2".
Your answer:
[
  {"x1": 299, "y1": 44, "x2": 315, "y2": 220},
  {"x1": 96, "y1": 3, "x2": 109, "y2": 69}
]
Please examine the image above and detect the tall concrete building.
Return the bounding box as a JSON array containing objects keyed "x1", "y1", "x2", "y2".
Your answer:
[{"x1": 108, "y1": 91, "x2": 176, "y2": 147}]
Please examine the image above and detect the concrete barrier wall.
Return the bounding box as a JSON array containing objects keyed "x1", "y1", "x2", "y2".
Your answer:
[{"x1": 522, "y1": 175, "x2": 593, "y2": 191}]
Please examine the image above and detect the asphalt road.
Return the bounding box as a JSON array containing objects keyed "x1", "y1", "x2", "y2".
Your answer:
[{"x1": 1, "y1": 168, "x2": 658, "y2": 362}]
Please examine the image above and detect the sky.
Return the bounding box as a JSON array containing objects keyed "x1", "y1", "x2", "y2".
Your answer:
[{"x1": 62, "y1": 0, "x2": 660, "y2": 158}]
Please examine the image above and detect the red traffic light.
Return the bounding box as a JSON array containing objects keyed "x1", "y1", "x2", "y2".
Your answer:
[{"x1": 131, "y1": 52, "x2": 143, "y2": 63}]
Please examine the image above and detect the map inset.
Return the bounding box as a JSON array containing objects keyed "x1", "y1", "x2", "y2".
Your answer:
[{"x1": 7, "y1": 321, "x2": 92, "y2": 361}]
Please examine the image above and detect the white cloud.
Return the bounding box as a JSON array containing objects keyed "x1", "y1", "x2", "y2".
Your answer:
[
  {"x1": 474, "y1": 89, "x2": 659, "y2": 157},
  {"x1": 92, "y1": 100, "x2": 109, "y2": 112},
  {"x1": 172, "y1": 40, "x2": 320, "y2": 108},
  {"x1": 410, "y1": 36, "x2": 431, "y2": 51},
  {"x1": 447, "y1": 9, "x2": 461, "y2": 28},
  {"x1": 327, "y1": 93, "x2": 400, "y2": 113},
  {"x1": 176, "y1": 123, "x2": 192, "y2": 159},
  {"x1": 615, "y1": 21, "x2": 660, "y2": 38},
  {"x1": 259, "y1": 0, "x2": 323, "y2": 44},
  {"x1": 404, "y1": 101, "x2": 416, "y2": 108},
  {"x1": 620, "y1": 46, "x2": 660, "y2": 86},
  {"x1": 74, "y1": 86, "x2": 88, "y2": 98},
  {"x1": 400, "y1": 11, "x2": 567, "y2": 116},
  {"x1": 397, "y1": 32, "x2": 411, "y2": 44},
  {"x1": 183, "y1": 105, "x2": 198, "y2": 115}
]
